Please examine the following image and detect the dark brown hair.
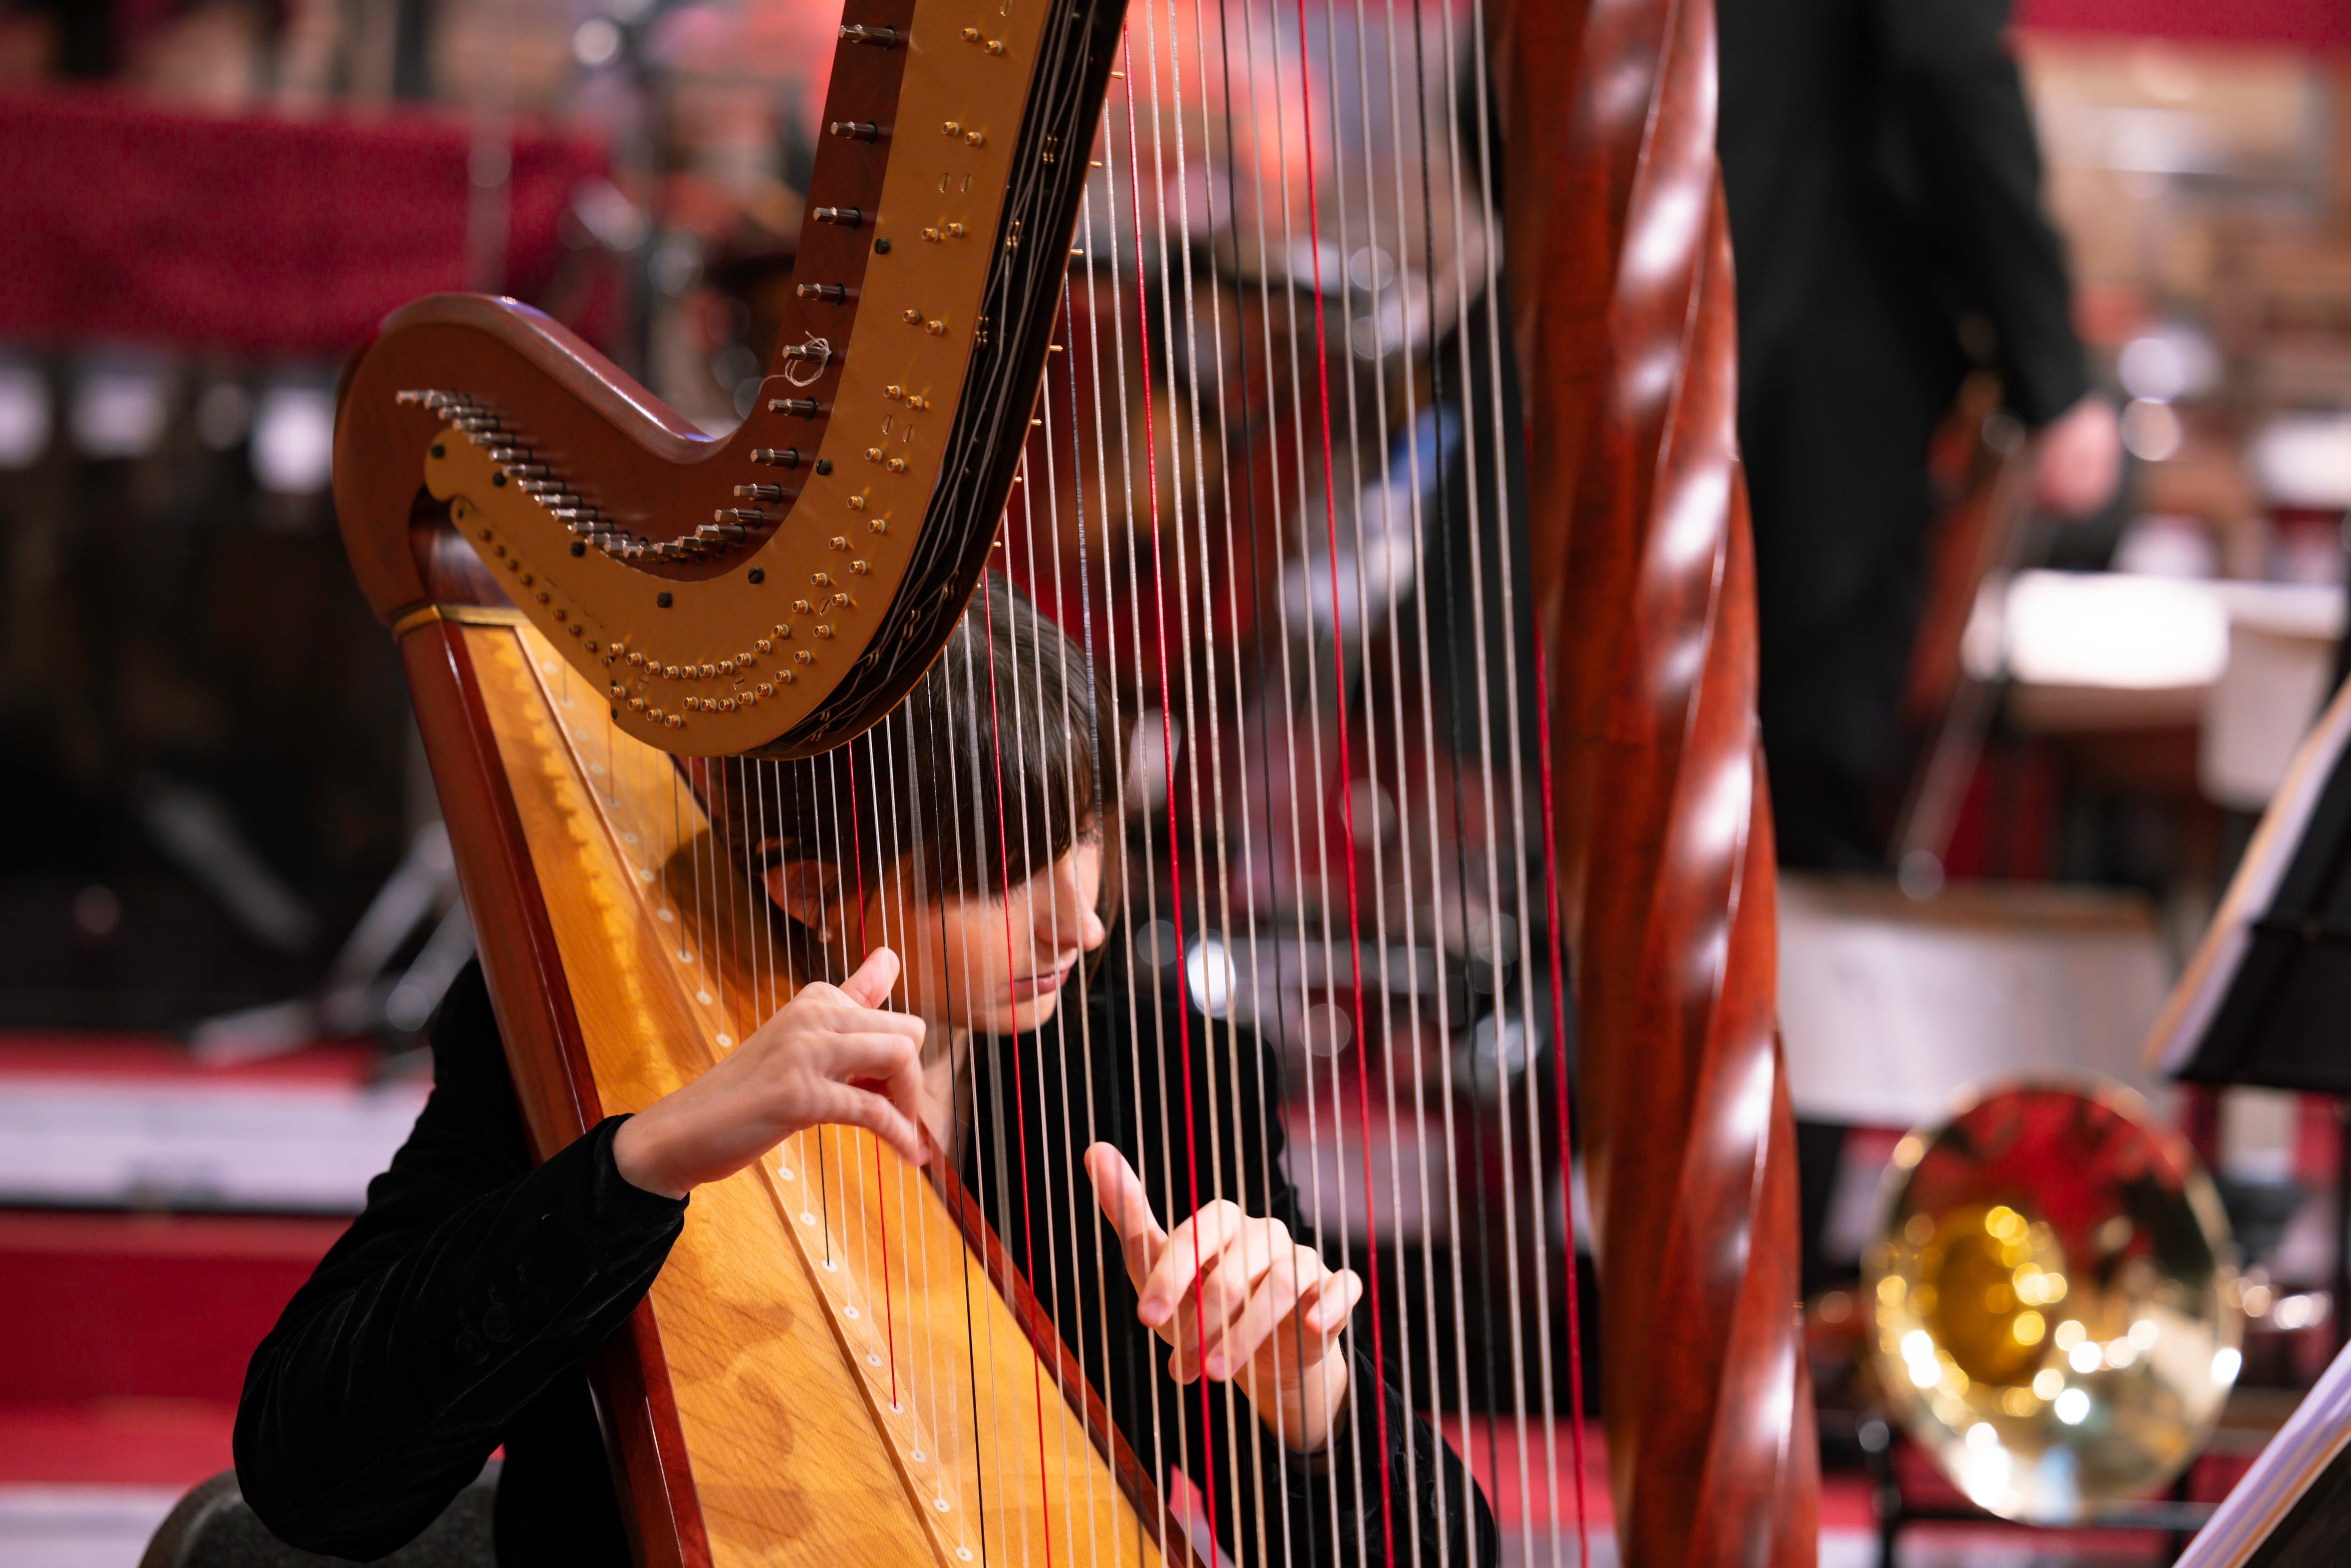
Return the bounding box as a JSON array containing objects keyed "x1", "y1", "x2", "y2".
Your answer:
[{"x1": 712, "y1": 575, "x2": 1106, "y2": 912}]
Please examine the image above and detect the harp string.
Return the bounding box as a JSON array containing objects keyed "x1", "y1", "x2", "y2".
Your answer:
[
  {"x1": 718, "y1": 753, "x2": 739, "y2": 1044},
  {"x1": 942, "y1": 620, "x2": 1018, "y2": 1568},
  {"x1": 1183, "y1": 0, "x2": 1318, "y2": 1555},
  {"x1": 1452, "y1": 3, "x2": 1578, "y2": 1551},
  {"x1": 1361, "y1": 4, "x2": 1467, "y2": 1557},
  {"x1": 915, "y1": 662, "x2": 995, "y2": 1561},
  {"x1": 1007, "y1": 442, "x2": 1089, "y2": 1543},
  {"x1": 1025, "y1": 310, "x2": 1106, "y2": 1564},
  {"x1": 1176, "y1": 8, "x2": 1261, "y2": 1539},
  {"x1": 874, "y1": 713, "x2": 937, "y2": 1501},
  {"x1": 824, "y1": 749, "x2": 873, "y2": 1337},
  {"x1": 1286, "y1": 0, "x2": 1405, "y2": 1559},
  {"x1": 1137, "y1": 0, "x2": 1264, "y2": 1545},
  {"x1": 1289, "y1": 9, "x2": 1365, "y2": 1547},
  {"x1": 1340, "y1": 4, "x2": 1454, "y2": 1559},
  {"x1": 968, "y1": 572, "x2": 1055, "y2": 1568},
  {"x1": 1111, "y1": 24, "x2": 1217, "y2": 1544},
  {"x1": 842, "y1": 740, "x2": 904, "y2": 1411},
  {"x1": 1316, "y1": 3, "x2": 1439, "y2": 1558},
  {"x1": 1223, "y1": 0, "x2": 1354, "y2": 1552},
  {"x1": 1054, "y1": 247, "x2": 1148, "y2": 1568},
  {"x1": 1075, "y1": 165, "x2": 1180, "y2": 1568},
  {"x1": 1200, "y1": 3, "x2": 1289, "y2": 1558},
  {"x1": 1391, "y1": 0, "x2": 1507, "y2": 1520}
]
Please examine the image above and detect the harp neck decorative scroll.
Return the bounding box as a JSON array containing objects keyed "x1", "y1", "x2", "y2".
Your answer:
[{"x1": 334, "y1": 0, "x2": 1128, "y2": 759}]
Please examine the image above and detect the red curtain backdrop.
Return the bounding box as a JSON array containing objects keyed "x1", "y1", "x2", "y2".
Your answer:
[
  {"x1": 2017, "y1": 0, "x2": 2350, "y2": 50},
  {"x1": 0, "y1": 88, "x2": 607, "y2": 357}
]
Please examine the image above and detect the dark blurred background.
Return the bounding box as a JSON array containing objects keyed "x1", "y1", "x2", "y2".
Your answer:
[{"x1": 0, "y1": 0, "x2": 843, "y2": 1036}]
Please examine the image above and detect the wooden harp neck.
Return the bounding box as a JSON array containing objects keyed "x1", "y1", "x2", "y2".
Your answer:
[{"x1": 334, "y1": 0, "x2": 1124, "y2": 760}]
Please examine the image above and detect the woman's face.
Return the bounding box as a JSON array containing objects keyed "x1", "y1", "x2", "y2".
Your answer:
[{"x1": 771, "y1": 827, "x2": 1108, "y2": 1037}]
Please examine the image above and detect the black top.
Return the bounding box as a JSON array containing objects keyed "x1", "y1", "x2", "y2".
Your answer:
[
  {"x1": 1717, "y1": 0, "x2": 2091, "y2": 864},
  {"x1": 236, "y1": 956, "x2": 1493, "y2": 1567}
]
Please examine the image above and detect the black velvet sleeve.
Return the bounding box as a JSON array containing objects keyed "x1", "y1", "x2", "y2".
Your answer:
[
  {"x1": 1876, "y1": 0, "x2": 2090, "y2": 426},
  {"x1": 233, "y1": 964, "x2": 687, "y2": 1562}
]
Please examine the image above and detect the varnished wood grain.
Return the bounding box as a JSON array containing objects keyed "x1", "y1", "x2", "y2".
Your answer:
[
  {"x1": 398, "y1": 613, "x2": 711, "y2": 1567},
  {"x1": 334, "y1": 0, "x2": 1128, "y2": 759},
  {"x1": 455, "y1": 620, "x2": 1181, "y2": 1568},
  {"x1": 1497, "y1": 0, "x2": 1820, "y2": 1563}
]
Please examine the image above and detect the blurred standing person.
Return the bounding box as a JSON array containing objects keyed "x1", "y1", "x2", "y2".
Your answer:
[{"x1": 1718, "y1": 0, "x2": 2120, "y2": 869}]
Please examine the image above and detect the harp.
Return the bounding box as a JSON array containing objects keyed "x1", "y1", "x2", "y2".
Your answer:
[{"x1": 331, "y1": 0, "x2": 1812, "y2": 1562}]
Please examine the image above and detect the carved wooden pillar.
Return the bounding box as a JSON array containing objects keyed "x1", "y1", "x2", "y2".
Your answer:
[{"x1": 1495, "y1": 0, "x2": 1820, "y2": 1563}]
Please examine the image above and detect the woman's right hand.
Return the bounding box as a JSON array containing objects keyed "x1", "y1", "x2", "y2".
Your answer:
[{"x1": 611, "y1": 946, "x2": 929, "y2": 1199}]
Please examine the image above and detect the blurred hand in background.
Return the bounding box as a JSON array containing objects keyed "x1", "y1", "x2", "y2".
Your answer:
[{"x1": 2033, "y1": 395, "x2": 2123, "y2": 519}]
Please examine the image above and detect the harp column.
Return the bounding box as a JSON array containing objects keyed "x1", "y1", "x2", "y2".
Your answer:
[{"x1": 1497, "y1": 0, "x2": 1820, "y2": 1563}]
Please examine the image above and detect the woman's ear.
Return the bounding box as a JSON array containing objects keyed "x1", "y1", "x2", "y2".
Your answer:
[{"x1": 765, "y1": 860, "x2": 841, "y2": 934}]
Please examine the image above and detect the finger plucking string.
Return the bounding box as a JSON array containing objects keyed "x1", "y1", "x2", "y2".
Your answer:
[
  {"x1": 1199, "y1": 1250, "x2": 1314, "y2": 1381},
  {"x1": 1137, "y1": 1201, "x2": 1247, "y2": 1328}
]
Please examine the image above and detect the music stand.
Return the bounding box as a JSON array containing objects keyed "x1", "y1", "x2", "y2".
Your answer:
[
  {"x1": 2152, "y1": 678, "x2": 2351, "y2": 1095},
  {"x1": 2151, "y1": 677, "x2": 2351, "y2": 1363}
]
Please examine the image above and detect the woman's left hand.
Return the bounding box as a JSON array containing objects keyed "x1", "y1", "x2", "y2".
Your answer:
[{"x1": 1086, "y1": 1143, "x2": 1361, "y2": 1455}]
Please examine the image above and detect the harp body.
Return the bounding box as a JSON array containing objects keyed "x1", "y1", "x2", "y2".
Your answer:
[
  {"x1": 334, "y1": 0, "x2": 1818, "y2": 1560},
  {"x1": 396, "y1": 590, "x2": 1176, "y2": 1568},
  {"x1": 339, "y1": 2, "x2": 1183, "y2": 1560}
]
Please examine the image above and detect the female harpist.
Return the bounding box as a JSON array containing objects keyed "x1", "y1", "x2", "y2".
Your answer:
[{"x1": 235, "y1": 581, "x2": 1496, "y2": 1566}]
